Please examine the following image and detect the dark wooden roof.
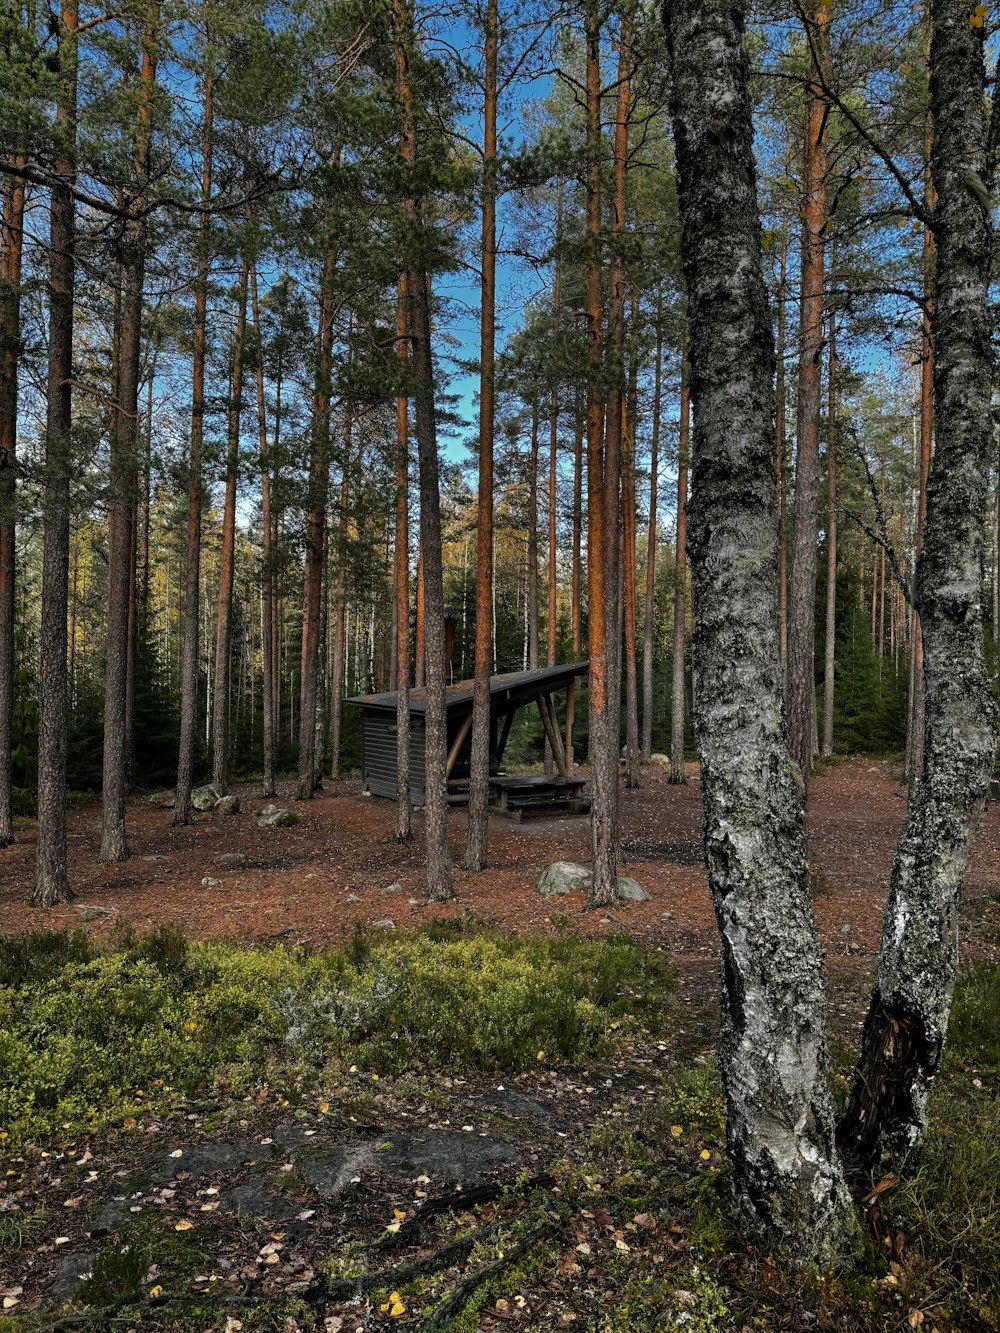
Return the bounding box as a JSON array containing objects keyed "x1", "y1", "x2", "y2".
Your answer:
[{"x1": 346, "y1": 661, "x2": 589, "y2": 717}]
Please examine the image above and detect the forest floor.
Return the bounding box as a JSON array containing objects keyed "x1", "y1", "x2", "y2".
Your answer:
[{"x1": 3, "y1": 759, "x2": 1000, "y2": 1331}]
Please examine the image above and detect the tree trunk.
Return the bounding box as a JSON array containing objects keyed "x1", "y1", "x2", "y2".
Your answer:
[
  {"x1": 670, "y1": 353, "x2": 689, "y2": 785},
  {"x1": 622, "y1": 290, "x2": 640, "y2": 789},
  {"x1": 297, "y1": 260, "x2": 334, "y2": 800},
  {"x1": 211, "y1": 258, "x2": 248, "y2": 792},
  {"x1": 664, "y1": 0, "x2": 860, "y2": 1260},
  {"x1": 175, "y1": 33, "x2": 214, "y2": 827},
  {"x1": 641, "y1": 296, "x2": 662, "y2": 763},
  {"x1": 837, "y1": 0, "x2": 996, "y2": 1178},
  {"x1": 34, "y1": 1, "x2": 79, "y2": 906},
  {"x1": 786, "y1": 3, "x2": 829, "y2": 790},
  {"x1": 527, "y1": 405, "x2": 539, "y2": 670},
  {"x1": 584, "y1": 0, "x2": 618, "y2": 908},
  {"x1": 329, "y1": 404, "x2": 350, "y2": 781},
  {"x1": 566, "y1": 410, "x2": 583, "y2": 767},
  {"x1": 462, "y1": 0, "x2": 496, "y2": 870},
  {"x1": 821, "y1": 310, "x2": 837, "y2": 757},
  {"x1": 394, "y1": 272, "x2": 412, "y2": 841},
  {"x1": 101, "y1": 0, "x2": 158, "y2": 861},
  {"x1": 775, "y1": 183, "x2": 789, "y2": 671},
  {"x1": 0, "y1": 155, "x2": 25, "y2": 849},
  {"x1": 250, "y1": 265, "x2": 277, "y2": 797},
  {"x1": 906, "y1": 108, "x2": 936, "y2": 785}
]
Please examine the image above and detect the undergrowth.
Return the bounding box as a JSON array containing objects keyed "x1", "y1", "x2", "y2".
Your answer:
[{"x1": 0, "y1": 919, "x2": 674, "y2": 1145}]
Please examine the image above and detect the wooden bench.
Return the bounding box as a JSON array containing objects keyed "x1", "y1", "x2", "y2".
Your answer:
[{"x1": 488, "y1": 775, "x2": 590, "y2": 821}]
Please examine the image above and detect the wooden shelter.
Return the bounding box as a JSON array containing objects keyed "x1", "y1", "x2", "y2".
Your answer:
[{"x1": 346, "y1": 662, "x2": 589, "y2": 815}]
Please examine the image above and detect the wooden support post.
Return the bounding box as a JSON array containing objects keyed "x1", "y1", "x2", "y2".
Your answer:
[
  {"x1": 496, "y1": 708, "x2": 515, "y2": 766},
  {"x1": 536, "y1": 693, "x2": 568, "y2": 777},
  {"x1": 541, "y1": 691, "x2": 568, "y2": 776},
  {"x1": 446, "y1": 711, "x2": 474, "y2": 779}
]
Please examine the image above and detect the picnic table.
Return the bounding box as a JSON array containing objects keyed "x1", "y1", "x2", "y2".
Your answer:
[{"x1": 488, "y1": 774, "x2": 590, "y2": 821}]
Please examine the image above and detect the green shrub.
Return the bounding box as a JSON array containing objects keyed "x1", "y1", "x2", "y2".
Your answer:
[{"x1": 0, "y1": 923, "x2": 674, "y2": 1145}]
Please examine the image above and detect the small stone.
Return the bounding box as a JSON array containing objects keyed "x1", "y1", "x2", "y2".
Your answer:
[
  {"x1": 615, "y1": 875, "x2": 650, "y2": 902},
  {"x1": 202, "y1": 877, "x2": 221, "y2": 888},
  {"x1": 192, "y1": 783, "x2": 223, "y2": 811},
  {"x1": 217, "y1": 852, "x2": 247, "y2": 866},
  {"x1": 346, "y1": 893, "x2": 361, "y2": 903},
  {"x1": 371, "y1": 919, "x2": 396, "y2": 930},
  {"x1": 147, "y1": 790, "x2": 176, "y2": 809},
  {"x1": 840, "y1": 924, "x2": 852, "y2": 935},
  {"x1": 381, "y1": 882, "x2": 404, "y2": 894},
  {"x1": 214, "y1": 794, "x2": 241, "y2": 816},
  {"x1": 537, "y1": 861, "x2": 593, "y2": 898}
]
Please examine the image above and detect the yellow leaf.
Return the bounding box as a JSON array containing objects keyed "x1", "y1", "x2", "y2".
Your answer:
[
  {"x1": 390, "y1": 1301, "x2": 405, "y2": 1317},
  {"x1": 175, "y1": 1220, "x2": 194, "y2": 1231},
  {"x1": 385, "y1": 1221, "x2": 401, "y2": 1234},
  {"x1": 393, "y1": 1208, "x2": 406, "y2": 1220},
  {"x1": 700, "y1": 1150, "x2": 711, "y2": 1161},
  {"x1": 671, "y1": 1125, "x2": 683, "y2": 1138},
  {"x1": 536, "y1": 1051, "x2": 545, "y2": 1062},
  {"x1": 149, "y1": 1285, "x2": 163, "y2": 1298},
  {"x1": 319, "y1": 1102, "x2": 330, "y2": 1113}
]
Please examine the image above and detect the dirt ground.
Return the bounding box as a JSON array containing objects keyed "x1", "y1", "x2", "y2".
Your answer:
[{"x1": 2, "y1": 758, "x2": 999, "y2": 997}]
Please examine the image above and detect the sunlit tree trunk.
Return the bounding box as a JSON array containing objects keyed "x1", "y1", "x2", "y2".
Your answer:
[
  {"x1": 838, "y1": 0, "x2": 996, "y2": 1178},
  {"x1": 670, "y1": 352, "x2": 689, "y2": 786},
  {"x1": 641, "y1": 296, "x2": 662, "y2": 762},
  {"x1": 394, "y1": 273, "x2": 412, "y2": 840},
  {"x1": 527, "y1": 405, "x2": 539, "y2": 669},
  {"x1": 821, "y1": 309, "x2": 837, "y2": 757},
  {"x1": 329, "y1": 404, "x2": 350, "y2": 781},
  {"x1": 787, "y1": 2, "x2": 829, "y2": 790},
  {"x1": 623, "y1": 290, "x2": 640, "y2": 788},
  {"x1": 566, "y1": 410, "x2": 583, "y2": 767},
  {"x1": 665, "y1": 0, "x2": 860, "y2": 1259},
  {"x1": 250, "y1": 265, "x2": 277, "y2": 797},
  {"x1": 462, "y1": 0, "x2": 497, "y2": 870}
]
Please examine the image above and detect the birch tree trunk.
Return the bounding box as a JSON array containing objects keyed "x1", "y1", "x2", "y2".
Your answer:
[
  {"x1": 664, "y1": 0, "x2": 859, "y2": 1260},
  {"x1": 838, "y1": 0, "x2": 996, "y2": 1177}
]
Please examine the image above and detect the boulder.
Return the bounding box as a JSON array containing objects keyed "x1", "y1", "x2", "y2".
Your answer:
[
  {"x1": 537, "y1": 861, "x2": 593, "y2": 898},
  {"x1": 381, "y1": 882, "x2": 404, "y2": 894},
  {"x1": 256, "y1": 805, "x2": 297, "y2": 829},
  {"x1": 371, "y1": 919, "x2": 396, "y2": 930},
  {"x1": 192, "y1": 783, "x2": 222, "y2": 811},
  {"x1": 615, "y1": 875, "x2": 650, "y2": 902},
  {"x1": 649, "y1": 753, "x2": 670, "y2": 768},
  {"x1": 201, "y1": 877, "x2": 221, "y2": 888},
  {"x1": 147, "y1": 790, "x2": 176, "y2": 809},
  {"x1": 217, "y1": 852, "x2": 247, "y2": 866},
  {"x1": 214, "y1": 794, "x2": 241, "y2": 816}
]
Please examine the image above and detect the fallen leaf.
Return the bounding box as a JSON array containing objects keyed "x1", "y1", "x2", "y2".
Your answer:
[{"x1": 175, "y1": 1220, "x2": 194, "y2": 1231}]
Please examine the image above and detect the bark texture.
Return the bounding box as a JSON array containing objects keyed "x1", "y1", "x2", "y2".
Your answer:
[
  {"x1": 838, "y1": 0, "x2": 996, "y2": 1177},
  {"x1": 670, "y1": 353, "x2": 689, "y2": 786},
  {"x1": 462, "y1": 0, "x2": 497, "y2": 870},
  {"x1": 786, "y1": 5, "x2": 828, "y2": 789},
  {"x1": 665, "y1": 0, "x2": 859, "y2": 1260},
  {"x1": 641, "y1": 301, "x2": 662, "y2": 762},
  {"x1": 35, "y1": 3, "x2": 79, "y2": 906},
  {"x1": 394, "y1": 274, "x2": 411, "y2": 841},
  {"x1": 821, "y1": 312, "x2": 836, "y2": 758},
  {"x1": 251, "y1": 265, "x2": 277, "y2": 798}
]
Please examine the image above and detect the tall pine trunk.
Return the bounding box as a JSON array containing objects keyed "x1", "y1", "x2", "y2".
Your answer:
[
  {"x1": 527, "y1": 406, "x2": 539, "y2": 669},
  {"x1": 0, "y1": 156, "x2": 25, "y2": 849},
  {"x1": 211, "y1": 259, "x2": 248, "y2": 791},
  {"x1": 34, "y1": 2, "x2": 79, "y2": 905},
  {"x1": 821, "y1": 310, "x2": 837, "y2": 757},
  {"x1": 641, "y1": 298, "x2": 662, "y2": 762},
  {"x1": 622, "y1": 291, "x2": 640, "y2": 788},
  {"x1": 175, "y1": 34, "x2": 214, "y2": 826},
  {"x1": 462, "y1": 0, "x2": 496, "y2": 870},
  {"x1": 297, "y1": 260, "x2": 334, "y2": 800},
  {"x1": 394, "y1": 273, "x2": 411, "y2": 840},
  {"x1": 838, "y1": 0, "x2": 996, "y2": 1178},
  {"x1": 665, "y1": 0, "x2": 859, "y2": 1259},
  {"x1": 669, "y1": 354, "x2": 689, "y2": 785},
  {"x1": 786, "y1": 3, "x2": 828, "y2": 789},
  {"x1": 329, "y1": 403, "x2": 350, "y2": 781},
  {"x1": 250, "y1": 266, "x2": 276, "y2": 797}
]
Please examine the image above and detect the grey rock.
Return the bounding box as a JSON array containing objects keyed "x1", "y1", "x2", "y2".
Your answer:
[
  {"x1": 381, "y1": 882, "x2": 404, "y2": 895},
  {"x1": 150, "y1": 1143, "x2": 256, "y2": 1185},
  {"x1": 649, "y1": 753, "x2": 670, "y2": 767},
  {"x1": 256, "y1": 805, "x2": 297, "y2": 828},
  {"x1": 201, "y1": 877, "x2": 221, "y2": 888},
  {"x1": 297, "y1": 1133, "x2": 519, "y2": 1196},
  {"x1": 192, "y1": 783, "x2": 223, "y2": 812},
  {"x1": 87, "y1": 1197, "x2": 133, "y2": 1234},
  {"x1": 214, "y1": 794, "x2": 241, "y2": 816},
  {"x1": 217, "y1": 852, "x2": 247, "y2": 866},
  {"x1": 473, "y1": 1087, "x2": 562, "y2": 1125},
  {"x1": 840, "y1": 924, "x2": 852, "y2": 935},
  {"x1": 47, "y1": 1253, "x2": 95, "y2": 1301},
  {"x1": 223, "y1": 1180, "x2": 298, "y2": 1221},
  {"x1": 537, "y1": 861, "x2": 592, "y2": 898},
  {"x1": 371, "y1": 919, "x2": 396, "y2": 930},
  {"x1": 274, "y1": 1124, "x2": 313, "y2": 1151},
  {"x1": 615, "y1": 876, "x2": 650, "y2": 903},
  {"x1": 346, "y1": 893, "x2": 361, "y2": 903},
  {"x1": 147, "y1": 790, "x2": 176, "y2": 809}
]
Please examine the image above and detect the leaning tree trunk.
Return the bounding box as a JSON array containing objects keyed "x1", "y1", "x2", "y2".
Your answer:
[
  {"x1": 664, "y1": 0, "x2": 860, "y2": 1261},
  {"x1": 837, "y1": 0, "x2": 996, "y2": 1179},
  {"x1": 34, "y1": 2, "x2": 79, "y2": 906}
]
